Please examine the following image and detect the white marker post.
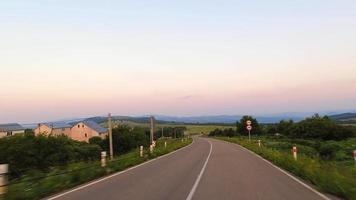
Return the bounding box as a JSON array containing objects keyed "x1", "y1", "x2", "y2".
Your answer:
[
  {"x1": 140, "y1": 146, "x2": 143, "y2": 157},
  {"x1": 101, "y1": 151, "x2": 107, "y2": 167},
  {"x1": 292, "y1": 146, "x2": 298, "y2": 161},
  {"x1": 353, "y1": 150, "x2": 356, "y2": 166},
  {"x1": 258, "y1": 140, "x2": 261, "y2": 147},
  {"x1": 150, "y1": 145, "x2": 153, "y2": 154},
  {"x1": 165, "y1": 141, "x2": 167, "y2": 148},
  {"x1": 0, "y1": 164, "x2": 8, "y2": 196}
]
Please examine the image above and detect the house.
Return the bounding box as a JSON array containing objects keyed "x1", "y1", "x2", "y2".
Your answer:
[
  {"x1": 70, "y1": 120, "x2": 108, "y2": 142},
  {"x1": 34, "y1": 122, "x2": 72, "y2": 136},
  {"x1": 0, "y1": 123, "x2": 25, "y2": 138}
]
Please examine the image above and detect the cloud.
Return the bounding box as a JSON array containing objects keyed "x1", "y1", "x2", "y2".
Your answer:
[{"x1": 180, "y1": 95, "x2": 193, "y2": 100}]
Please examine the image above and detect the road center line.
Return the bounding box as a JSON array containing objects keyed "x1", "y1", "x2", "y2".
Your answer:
[{"x1": 186, "y1": 139, "x2": 213, "y2": 200}]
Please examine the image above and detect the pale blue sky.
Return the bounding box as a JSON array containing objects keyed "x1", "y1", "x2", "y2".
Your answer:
[{"x1": 1, "y1": 0, "x2": 356, "y2": 123}]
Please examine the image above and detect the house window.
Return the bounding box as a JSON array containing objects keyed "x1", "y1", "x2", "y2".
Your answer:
[
  {"x1": 78, "y1": 125, "x2": 80, "y2": 128},
  {"x1": 82, "y1": 125, "x2": 84, "y2": 128},
  {"x1": 85, "y1": 133, "x2": 87, "y2": 137},
  {"x1": 6, "y1": 132, "x2": 12, "y2": 136}
]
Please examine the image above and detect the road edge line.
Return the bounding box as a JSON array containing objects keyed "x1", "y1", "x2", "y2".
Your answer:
[
  {"x1": 186, "y1": 139, "x2": 213, "y2": 200},
  {"x1": 46, "y1": 139, "x2": 195, "y2": 200},
  {"x1": 212, "y1": 138, "x2": 331, "y2": 200}
]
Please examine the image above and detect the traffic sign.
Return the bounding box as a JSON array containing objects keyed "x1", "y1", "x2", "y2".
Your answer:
[
  {"x1": 246, "y1": 120, "x2": 252, "y2": 125},
  {"x1": 246, "y1": 125, "x2": 252, "y2": 131}
]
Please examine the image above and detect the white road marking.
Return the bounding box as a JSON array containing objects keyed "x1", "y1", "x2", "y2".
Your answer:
[
  {"x1": 46, "y1": 139, "x2": 195, "y2": 200},
  {"x1": 186, "y1": 139, "x2": 213, "y2": 200},
  {"x1": 216, "y1": 138, "x2": 331, "y2": 200}
]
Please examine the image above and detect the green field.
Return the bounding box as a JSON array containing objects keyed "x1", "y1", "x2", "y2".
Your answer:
[{"x1": 103, "y1": 120, "x2": 235, "y2": 135}]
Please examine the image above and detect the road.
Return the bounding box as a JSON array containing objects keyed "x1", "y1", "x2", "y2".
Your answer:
[{"x1": 48, "y1": 137, "x2": 330, "y2": 200}]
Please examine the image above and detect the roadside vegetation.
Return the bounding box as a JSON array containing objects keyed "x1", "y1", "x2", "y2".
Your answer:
[
  {"x1": 1, "y1": 125, "x2": 191, "y2": 200},
  {"x1": 209, "y1": 114, "x2": 356, "y2": 199}
]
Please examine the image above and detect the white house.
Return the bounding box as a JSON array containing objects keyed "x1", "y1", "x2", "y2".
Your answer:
[{"x1": 0, "y1": 123, "x2": 25, "y2": 138}]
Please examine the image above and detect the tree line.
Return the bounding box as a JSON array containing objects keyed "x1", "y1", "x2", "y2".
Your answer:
[
  {"x1": 209, "y1": 114, "x2": 354, "y2": 141},
  {"x1": 0, "y1": 125, "x2": 187, "y2": 177}
]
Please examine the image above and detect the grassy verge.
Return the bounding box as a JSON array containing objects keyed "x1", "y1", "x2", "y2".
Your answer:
[
  {"x1": 5, "y1": 138, "x2": 192, "y2": 200},
  {"x1": 213, "y1": 136, "x2": 356, "y2": 200}
]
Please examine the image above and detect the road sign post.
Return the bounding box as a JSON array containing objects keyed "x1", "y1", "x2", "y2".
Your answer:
[
  {"x1": 246, "y1": 120, "x2": 252, "y2": 141},
  {"x1": 0, "y1": 164, "x2": 8, "y2": 196}
]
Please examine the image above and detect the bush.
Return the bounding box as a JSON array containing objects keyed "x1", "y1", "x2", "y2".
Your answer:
[
  {"x1": 89, "y1": 136, "x2": 103, "y2": 148},
  {"x1": 317, "y1": 142, "x2": 340, "y2": 160},
  {"x1": 0, "y1": 134, "x2": 101, "y2": 176},
  {"x1": 102, "y1": 126, "x2": 150, "y2": 155}
]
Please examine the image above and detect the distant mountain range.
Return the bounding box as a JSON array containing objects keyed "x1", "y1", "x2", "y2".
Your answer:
[
  {"x1": 328, "y1": 113, "x2": 356, "y2": 121},
  {"x1": 153, "y1": 115, "x2": 304, "y2": 124},
  {"x1": 21, "y1": 112, "x2": 356, "y2": 128}
]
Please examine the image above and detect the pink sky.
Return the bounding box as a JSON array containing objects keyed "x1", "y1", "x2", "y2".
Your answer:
[{"x1": 1, "y1": 0, "x2": 356, "y2": 123}]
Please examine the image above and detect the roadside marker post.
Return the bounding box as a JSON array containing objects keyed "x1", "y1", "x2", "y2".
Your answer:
[
  {"x1": 292, "y1": 146, "x2": 298, "y2": 161},
  {"x1": 0, "y1": 164, "x2": 8, "y2": 196},
  {"x1": 258, "y1": 140, "x2": 261, "y2": 147},
  {"x1": 101, "y1": 151, "x2": 107, "y2": 167},
  {"x1": 165, "y1": 141, "x2": 167, "y2": 148},
  {"x1": 150, "y1": 145, "x2": 153, "y2": 154},
  {"x1": 140, "y1": 146, "x2": 143, "y2": 157},
  {"x1": 353, "y1": 150, "x2": 356, "y2": 166}
]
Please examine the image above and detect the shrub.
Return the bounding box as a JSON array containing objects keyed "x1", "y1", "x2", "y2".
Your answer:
[{"x1": 0, "y1": 134, "x2": 101, "y2": 176}]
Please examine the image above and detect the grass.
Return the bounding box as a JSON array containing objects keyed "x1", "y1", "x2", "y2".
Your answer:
[
  {"x1": 4, "y1": 138, "x2": 192, "y2": 200},
  {"x1": 213, "y1": 136, "x2": 356, "y2": 200}
]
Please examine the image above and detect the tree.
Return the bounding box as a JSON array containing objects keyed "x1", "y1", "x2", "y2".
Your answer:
[
  {"x1": 89, "y1": 136, "x2": 103, "y2": 148},
  {"x1": 236, "y1": 116, "x2": 261, "y2": 135},
  {"x1": 276, "y1": 119, "x2": 294, "y2": 136},
  {"x1": 102, "y1": 125, "x2": 150, "y2": 155},
  {"x1": 288, "y1": 114, "x2": 352, "y2": 140}
]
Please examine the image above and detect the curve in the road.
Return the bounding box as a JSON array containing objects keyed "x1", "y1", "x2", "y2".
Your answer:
[{"x1": 186, "y1": 139, "x2": 212, "y2": 200}]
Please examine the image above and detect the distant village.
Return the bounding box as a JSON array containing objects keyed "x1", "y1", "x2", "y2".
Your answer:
[{"x1": 0, "y1": 120, "x2": 108, "y2": 142}]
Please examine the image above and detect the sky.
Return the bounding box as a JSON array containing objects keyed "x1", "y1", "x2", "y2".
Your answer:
[{"x1": 1, "y1": 0, "x2": 356, "y2": 123}]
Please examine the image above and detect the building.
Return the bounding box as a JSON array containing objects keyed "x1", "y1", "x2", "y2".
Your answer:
[
  {"x1": 0, "y1": 123, "x2": 25, "y2": 138},
  {"x1": 70, "y1": 121, "x2": 108, "y2": 142},
  {"x1": 34, "y1": 122, "x2": 72, "y2": 136}
]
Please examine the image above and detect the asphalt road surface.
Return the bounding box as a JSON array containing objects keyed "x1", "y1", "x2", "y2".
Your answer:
[{"x1": 48, "y1": 137, "x2": 331, "y2": 200}]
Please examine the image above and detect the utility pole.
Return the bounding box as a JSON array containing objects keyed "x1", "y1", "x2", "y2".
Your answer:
[
  {"x1": 150, "y1": 116, "x2": 154, "y2": 144},
  {"x1": 161, "y1": 127, "x2": 164, "y2": 138},
  {"x1": 108, "y1": 113, "x2": 113, "y2": 160}
]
